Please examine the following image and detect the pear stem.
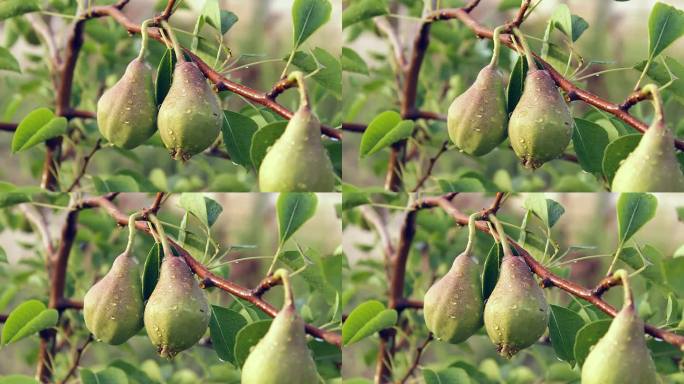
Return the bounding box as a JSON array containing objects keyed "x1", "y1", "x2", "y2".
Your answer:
[
  {"x1": 489, "y1": 26, "x2": 505, "y2": 67},
  {"x1": 641, "y1": 84, "x2": 665, "y2": 124},
  {"x1": 137, "y1": 19, "x2": 153, "y2": 61},
  {"x1": 288, "y1": 71, "x2": 309, "y2": 108},
  {"x1": 148, "y1": 214, "x2": 173, "y2": 258},
  {"x1": 463, "y1": 212, "x2": 479, "y2": 255},
  {"x1": 124, "y1": 213, "x2": 140, "y2": 255},
  {"x1": 162, "y1": 20, "x2": 185, "y2": 63},
  {"x1": 274, "y1": 268, "x2": 295, "y2": 309},
  {"x1": 512, "y1": 28, "x2": 536, "y2": 70},
  {"x1": 489, "y1": 214, "x2": 513, "y2": 258},
  {"x1": 614, "y1": 269, "x2": 634, "y2": 309}
]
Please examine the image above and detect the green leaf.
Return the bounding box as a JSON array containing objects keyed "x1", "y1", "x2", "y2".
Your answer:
[
  {"x1": 79, "y1": 367, "x2": 128, "y2": 384},
  {"x1": 292, "y1": 0, "x2": 332, "y2": 48},
  {"x1": 209, "y1": 305, "x2": 247, "y2": 364},
  {"x1": 0, "y1": 285, "x2": 18, "y2": 313},
  {"x1": 1, "y1": 300, "x2": 58, "y2": 345},
  {"x1": 290, "y1": 48, "x2": 342, "y2": 97},
  {"x1": 179, "y1": 193, "x2": 223, "y2": 227},
  {"x1": 221, "y1": 111, "x2": 258, "y2": 168},
  {"x1": 155, "y1": 49, "x2": 175, "y2": 105},
  {"x1": 481, "y1": 243, "x2": 502, "y2": 300},
  {"x1": 109, "y1": 360, "x2": 156, "y2": 384},
  {"x1": 602, "y1": 134, "x2": 641, "y2": 183},
  {"x1": 142, "y1": 243, "x2": 161, "y2": 301},
  {"x1": 342, "y1": 300, "x2": 397, "y2": 345},
  {"x1": 201, "y1": 0, "x2": 221, "y2": 36},
  {"x1": 574, "y1": 319, "x2": 612, "y2": 367},
  {"x1": 648, "y1": 2, "x2": 684, "y2": 58},
  {"x1": 250, "y1": 121, "x2": 288, "y2": 169},
  {"x1": 11, "y1": 108, "x2": 67, "y2": 152},
  {"x1": 341, "y1": 47, "x2": 369, "y2": 75},
  {"x1": 523, "y1": 195, "x2": 565, "y2": 228},
  {"x1": 280, "y1": 249, "x2": 336, "y2": 305},
  {"x1": 423, "y1": 367, "x2": 470, "y2": 384},
  {"x1": 360, "y1": 111, "x2": 414, "y2": 157},
  {"x1": 219, "y1": 11, "x2": 238, "y2": 35},
  {"x1": 437, "y1": 178, "x2": 486, "y2": 192},
  {"x1": 0, "y1": 46, "x2": 20, "y2": 73},
  {"x1": 507, "y1": 56, "x2": 528, "y2": 113},
  {"x1": 572, "y1": 118, "x2": 609, "y2": 174},
  {"x1": 548, "y1": 305, "x2": 585, "y2": 365},
  {"x1": 616, "y1": 193, "x2": 657, "y2": 244},
  {"x1": 570, "y1": 15, "x2": 589, "y2": 42},
  {"x1": 0, "y1": 0, "x2": 40, "y2": 21},
  {"x1": 342, "y1": 0, "x2": 388, "y2": 29},
  {"x1": 0, "y1": 375, "x2": 40, "y2": 384},
  {"x1": 92, "y1": 175, "x2": 140, "y2": 193},
  {"x1": 233, "y1": 320, "x2": 272, "y2": 367},
  {"x1": 276, "y1": 192, "x2": 318, "y2": 243}
]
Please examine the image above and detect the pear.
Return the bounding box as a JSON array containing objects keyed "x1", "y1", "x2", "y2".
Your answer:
[
  {"x1": 157, "y1": 61, "x2": 222, "y2": 160},
  {"x1": 96, "y1": 58, "x2": 157, "y2": 149},
  {"x1": 447, "y1": 64, "x2": 508, "y2": 156},
  {"x1": 83, "y1": 252, "x2": 144, "y2": 345},
  {"x1": 144, "y1": 256, "x2": 210, "y2": 358},
  {"x1": 611, "y1": 119, "x2": 684, "y2": 192},
  {"x1": 423, "y1": 251, "x2": 484, "y2": 343},
  {"x1": 258, "y1": 104, "x2": 336, "y2": 192},
  {"x1": 508, "y1": 69, "x2": 573, "y2": 169},
  {"x1": 581, "y1": 277, "x2": 657, "y2": 383},
  {"x1": 241, "y1": 270, "x2": 319, "y2": 383},
  {"x1": 484, "y1": 254, "x2": 549, "y2": 358}
]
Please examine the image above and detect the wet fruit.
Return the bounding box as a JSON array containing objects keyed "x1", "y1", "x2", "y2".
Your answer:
[
  {"x1": 611, "y1": 84, "x2": 684, "y2": 192},
  {"x1": 96, "y1": 58, "x2": 157, "y2": 149},
  {"x1": 448, "y1": 26, "x2": 508, "y2": 156},
  {"x1": 241, "y1": 269, "x2": 319, "y2": 384},
  {"x1": 258, "y1": 72, "x2": 335, "y2": 192},
  {"x1": 83, "y1": 252, "x2": 144, "y2": 344},
  {"x1": 144, "y1": 256, "x2": 210, "y2": 358},
  {"x1": 581, "y1": 270, "x2": 657, "y2": 384},
  {"x1": 484, "y1": 215, "x2": 549, "y2": 358}
]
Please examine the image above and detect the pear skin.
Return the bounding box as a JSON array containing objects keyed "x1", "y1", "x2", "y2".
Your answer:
[
  {"x1": 447, "y1": 65, "x2": 508, "y2": 156},
  {"x1": 83, "y1": 252, "x2": 144, "y2": 345},
  {"x1": 484, "y1": 255, "x2": 549, "y2": 358},
  {"x1": 611, "y1": 120, "x2": 684, "y2": 192},
  {"x1": 241, "y1": 304, "x2": 319, "y2": 384},
  {"x1": 423, "y1": 251, "x2": 484, "y2": 343},
  {"x1": 144, "y1": 256, "x2": 210, "y2": 358},
  {"x1": 258, "y1": 105, "x2": 336, "y2": 192},
  {"x1": 97, "y1": 58, "x2": 157, "y2": 149},
  {"x1": 581, "y1": 305, "x2": 657, "y2": 384},
  {"x1": 508, "y1": 70, "x2": 573, "y2": 169},
  {"x1": 157, "y1": 62, "x2": 222, "y2": 160}
]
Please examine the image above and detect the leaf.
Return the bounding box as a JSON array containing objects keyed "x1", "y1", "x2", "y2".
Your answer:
[
  {"x1": 276, "y1": 193, "x2": 318, "y2": 243},
  {"x1": 219, "y1": 11, "x2": 238, "y2": 35},
  {"x1": 0, "y1": 46, "x2": 20, "y2": 73},
  {"x1": 179, "y1": 193, "x2": 223, "y2": 227},
  {"x1": 221, "y1": 111, "x2": 258, "y2": 168},
  {"x1": 507, "y1": 56, "x2": 528, "y2": 113},
  {"x1": 481, "y1": 243, "x2": 502, "y2": 300},
  {"x1": 280, "y1": 249, "x2": 336, "y2": 305},
  {"x1": 292, "y1": 0, "x2": 332, "y2": 48},
  {"x1": 233, "y1": 320, "x2": 272, "y2": 367},
  {"x1": 360, "y1": 111, "x2": 414, "y2": 157},
  {"x1": 0, "y1": 285, "x2": 18, "y2": 312},
  {"x1": 616, "y1": 193, "x2": 657, "y2": 244},
  {"x1": 155, "y1": 49, "x2": 175, "y2": 106},
  {"x1": 79, "y1": 367, "x2": 128, "y2": 384},
  {"x1": 602, "y1": 134, "x2": 642, "y2": 183},
  {"x1": 342, "y1": 47, "x2": 369, "y2": 75},
  {"x1": 11, "y1": 108, "x2": 67, "y2": 152},
  {"x1": 523, "y1": 195, "x2": 565, "y2": 228},
  {"x1": 574, "y1": 319, "x2": 612, "y2": 367},
  {"x1": 572, "y1": 118, "x2": 609, "y2": 174},
  {"x1": 290, "y1": 48, "x2": 342, "y2": 97},
  {"x1": 142, "y1": 243, "x2": 161, "y2": 301},
  {"x1": 209, "y1": 305, "x2": 248, "y2": 364},
  {"x1": 0, "y1": 0, "x2": 40, "y2": 21},
  {"x1": 648, "y1": 2, "x2": 684, "y2": 58},
  {"x1": 250, "y1": 121, "x2": 288, "y2": 169},
  {"x1": 437, "y1": 178, "x2": 486, "y2": 192},
  {"x1": 342, "y1": 0, "x2": 388, "y2": 29},
  {"x1": 548, "y1": 305, "x2": 585, "y2": 365},
  {"x1": 342, "y1": 300, "x2": 397, "y2": 345},
  {"x1": 201, "y1": 0, "x2": 221, "y2": 36},
  {"x1": 92, "y1": 175, "x2": 140, "y2": 193},
  {"x1": 422, "y1": 367, "x2": 471, "y2": 384},
  {"x1": 1, "y1": 300, "x2": 58, "y2": 345}
]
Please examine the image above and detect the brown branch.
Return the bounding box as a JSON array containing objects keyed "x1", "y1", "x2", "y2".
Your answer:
[
  {"x1": 478, "y1": 192, "x2": 505, "y2": 218},
  {"x1": 66, "y1": 139, "x2": 102, "y2": 192},
  {"x1": 462, "y1": 0, "x2": 482, "y2": 13},
  {"x1": 374, "y1": 18, "x2": 407, "y2": 70},
  {"x1": 503, "y1": 0, "x2": 531, "y2": 31},
  {"x1": 412, "y1": 140, "x2": 449, "y2": 192},
  {"x1": 81, "y1": 196, "x2": 341, "y2": 347},
  {"x1": 57, "y1": 334, "x2": 93, "y2": 384},
  {"x1": 398, "y1": 333, "x2": 433, "y2": 384}
]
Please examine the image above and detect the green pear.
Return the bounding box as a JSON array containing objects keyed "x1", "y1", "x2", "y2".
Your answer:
[
  {"x1": 423, "y1": 251, "x2": 484, "y2": 343},
  {"x1": 508, "y1": 70, "x2": 573, "y2": 169},
  {"x1": 484, "y1": 255, "x2": 549, "y2": 358},
  {"x1": 581, "y1": 302, "x2": 657, "y2": 383},
  {"x1": 258, "y1": 104, "x2": 336, "y2": 192},
  {"x1": 144, "y1": 256, "x2": 210, "y2": 358},
  {"x1": 83, "y1": 252, "x2": 144, "y2": 345},
  {"x1": 96, "y1": 58, "x2": 157, "y2": 149},
  {"x1": 157, "y1": 61, "x2": 222, "y2": 160},
  {"x1": 447, "y1": 64, "x2": 508, "y2": 156},
  {"x1": 241, "y1": 300, "x2": 319, "y2": 383},
  {"x1": 611, "y1": 120, "x2": 684, "y2": 192}
]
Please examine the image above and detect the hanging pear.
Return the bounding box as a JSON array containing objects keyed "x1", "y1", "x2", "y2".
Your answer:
[
  {"x1": 97, "y1": 21, "x2": 157, "y2": 149},
  {"x1": 611, "y1": 85, "x2": 684, "y2": 192},
  {"x1": 258, "y1": 72, "x2": 335, "y2": 192},
  {"x1": 581, "y1": 271, "x2": 657, "y2": 384},
  {"x1": 83, "y1": 252, "x2": 145, "y2": 344},
  {"x1": 448, "y1": 26, "x2": 508, "y2": 156},
  {"x1": 484, "y1": 215, "x2": 549, "y2": 358},
  {"x1": 241, "y1": 269, "x2": 319, "y2": 384},
  {"x1": 144, "y1": 256, "x2": 210, "y2": 358},
  {"x1": 508, "y1": 29, "x2": 573, "y2": 169},
  {"x1": 157, "y1": 22, "x2": 222, "y2": 160},
  {"x1": 423, "y1": 214, "x2": 484, "y2": 343}
]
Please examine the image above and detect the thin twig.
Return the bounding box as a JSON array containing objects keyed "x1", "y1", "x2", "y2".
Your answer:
[
  {"x1": 66, "y1": 139, "x2": 102, "y2": 192},
  {"x1": 398, "y1": 333, "x2": 433, "y2": 384},
  {"x1": 412, "y1": 140, "x2": 449, "y2": 192}
]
